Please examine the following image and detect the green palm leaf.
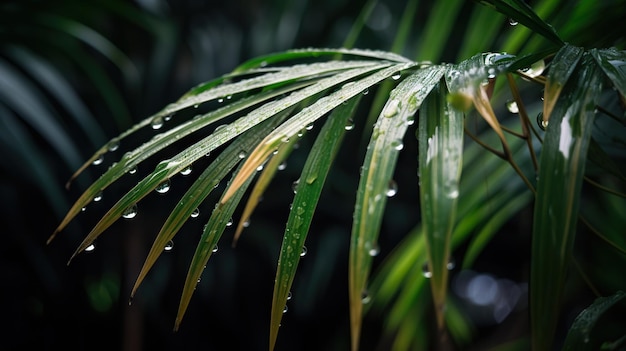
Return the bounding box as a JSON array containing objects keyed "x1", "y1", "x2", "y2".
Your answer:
[{"x1": 531, "y1": 52, "x2": 605, "y2": 350}]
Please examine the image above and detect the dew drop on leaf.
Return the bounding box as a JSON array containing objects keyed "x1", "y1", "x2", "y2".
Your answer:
[
  {"x1": 180, "y1": 166, "x2": 192, "y2": 176},
  {"x1": 345, "y1": 119, "x2": 355, "y2": 131},
  {"x1": 107, "y1": 139, "x2": 120, "y2": 152},
  {"x1": 508, "y1": 18, "x2": 518, "y2": 26},
  {"x1": 212, "y1": 244, "x2": 219, "y2": 253},
  {"x1": 151, "y1": 116, "x2": 164, "y2": 130},
  {"x1": 422, "y1": 262, "x2": 432, "y2": 278},
  {"x1": 391, "y1": 139, "x2": 404, "y2": 151},
  {"x1": 300, "y1": 246, "x2": 307, "y2": 257},
  {"x1": 122, "y1": 204, "x2": 138, "y2": 219},
  {"x1": 155, "y1": 179, "x2": 171, "y2": 194},
  {"x1": 191, "y1": 208, "x2": 200, "y2": 218},
  {"x1": 92, "y1": 154, "x2": 104, "y2": 166},
  {"x1": 85, "y1": 243, "x2": 96, "y2": 252},
  {"x1": 93, "y1": 191, "x2": 103, "y2": 202},
  {"x1": 506, "y1": 100, "x2": 519, "y2": 113},
  {"x1": 164, "y1": 240, "x2": 174, "y2": 251},
  {"x1": 386, "y1": 180, "x2": 398, "y2": 197}
]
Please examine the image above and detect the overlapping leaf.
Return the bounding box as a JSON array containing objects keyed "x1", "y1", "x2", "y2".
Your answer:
[{"x1": 531, "y1": 53, "x2": 604, "y2": 350}]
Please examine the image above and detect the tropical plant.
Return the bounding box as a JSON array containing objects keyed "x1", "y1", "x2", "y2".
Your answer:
[{"x1": 49, "y1": 0, "x2": 626, "y2": 350}]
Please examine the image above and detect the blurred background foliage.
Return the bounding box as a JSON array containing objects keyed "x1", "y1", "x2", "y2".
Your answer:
[{"x1": 1, "y1": 0, "x2": 624, "y2": 350}]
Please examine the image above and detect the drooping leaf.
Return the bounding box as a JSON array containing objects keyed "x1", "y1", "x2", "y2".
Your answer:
[
  {"x1": 563, "y1": 291, "x2": 626, "y2": 351},
  {"x1": 531, "y1": 53, "x2": 605, "y2": 351},
  {"x1": 474, "y1": 0, "x2": 563, "y2": 45},
  {"x1": 269, "y1": 96, "x2": 361, "y2": 351},
  {"x1": 543, "y1": 44, "x2": 584, "y2": 125},
  {"x1": 349, "y1": 65, "x2": 446, "y2": 351},
  {"x1": 418, "y1": 74, "x2": 464, "y2": 330},
  {"x1": 130, "y1": 111, "x2": 291, "y2": 299}
]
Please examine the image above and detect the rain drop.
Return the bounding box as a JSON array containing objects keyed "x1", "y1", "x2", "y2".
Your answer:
[
  {"x1": 345, "y1": 119, "x2": 355, "y2": 131},
  {"x1": 218, "y1": 98, "x2": 224, "y2": 103},
  {"x1": 238, "y1": 151, "x2": 247, "y2": 159},
  {"x1": 226, "y1": 218, "x2": 233, "y2": 226},
  {"x1": 93, "y1": 191, "x2": 103, "y2": 202},
  {"x1": 391, "y1": 72, "x2": 401, "y2": 80},
  {"x1": 391, "y1": 139, "x2": 404, "y2": 151},
  {"x1": 242, "y1": 220, "x2": 250, "y2": 228},
  {"x1": 300, "y1": 246, "x2": 308, "y2": 257},
  {"x1": 422, "y1": 263, "x2": 432, "y2": 278},
  {"x1": 164, "y1": 240, "x2": 174, "y2": 251},
  {"x1": 191, "y1": 208, "x2": 200, "y2": 218},
  {"x1": 536, "y1": 112, "x2": 548, "y2": 130},
  {"x1": 156, "y1": 179, "x2": 171, "y2": 194},
  {"x1": 107, "y1": 139, "x2": 120, "y2": 152},
  {"x1": 122, "y1": 204, "x2": 138, "y2": 219},
  {"x1": 277, "y1": 162, "x2": 287, "y2": 171},
  {"x1": 283, "y1": 305, "x2": 288, "y2": 313},
  {"x1": 361, "y1": 291, "x2": 372, "y2": 304},
  {"x1": 520, "y1": 59, "x2": 545, "y2": 78},
  {"x1": 368, "y1": 242, "x2": 380, "y2": 257},
  {"x1": 164, "y1": 114, "x2": 173, "y2": 121},
  {"x1": 287, "y1": 291, "x2": 292, "y2": 300},
  {"x1": 447, "y1": 257, "x2": 456, "y2": 270},
  {"x1": 506, "y1": 100, "x2": 519, "y2": 114},
  {"x1": 508, "y1": 18, "x2": 518, "y2": 26},
  {"x1": 292, "y1": 179, "x2": 300, "y2": 194},
  {"x1": 180, "y1": 166, "x2": 192, "y2": 176},
  {"x1": 305, "y1": 123, "x2": 314, "y2": 131},
  {"x1": 386, "y1": 180, "x2": 398, "y2": 197},
  {"x1": 362, "y1": 88, "x2": 369, "y2": 95},
  {"x1": 128, "y1": 166, "x2": 138, "y2": 175},
  {"x1": 212, "y1": 244, "x2": 219, "y2": 253},
  {"x1": 92, "y1": 154, "x2": 104, "y2": 166},
  {"x1": 85, "y1": 243, "x2": 96, "y2": 252},
  {"x1": 151, "y1": 116, "x2": 164, "y2": 130}
]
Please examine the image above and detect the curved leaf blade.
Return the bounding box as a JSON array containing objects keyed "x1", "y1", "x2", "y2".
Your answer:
[
  {"x1": 418, "y1": 75, "x2": 464, "y2": 329},
  {"x1": 543, "y1": 44, "x2": 584, "y2": 125},
  {"x1": 531, "y1": 53, "x2": 604, "y2": 351},
  {"x1": 130, "y1": 112, "x2": 290, "y2": 298},
  {"x1": 349, "y1": 65, "x2": 446, "y2": 350},
  {"x1": 269, "y1": 96, "x2": 361, "y2": 351}
]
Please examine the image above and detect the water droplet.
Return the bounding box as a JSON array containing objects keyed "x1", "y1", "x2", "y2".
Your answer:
[
  {"x1": 361, "y1": 291, "x2": 372, "y2": 304},
  {"x1": 85, "y1": 243, "x2": 96, "y2": 252},
  {"x1": 305, "y1": 123, "x2": 314, "y2": 131},
  {"x1": 212, "y1": 244, "x2": 219, "y2": 253},
  {"x1": 362, "y1": 88, "x2": 369, "y2": 95},
  {"x1": 92, "y1": 154, "x2": 104, "y2": 166},
  {"x1": 447, "y1": 257, "x2": 456, "y2": 270},
  {"x1": 506, "y1": 100, "x2": 519, "y2": 113},
  {"x1": 391, "y1": 139, "x2": 404, "y2": 151},
  {"x1": 422, "y1": 263, "x2": 432, "y2": 278},
  {"x1": 536, "y1": 112, "x2": 548, "y2": 130},
  {"x1": 107, "y1": 139, "x2": 120, "y2": 152},
  {"x1": 156, "y1": 179, "x2": 171, "y2": 194},
  {"x1": 164, "y1": 114, "x2": 173, "y2": 121},
  {"x1": 164, "y1": 240, "x2": 174, "y2": 251},
  {"x1": 81, "y1": 207, "x2": 87, "y2": 212},
  {"x1": 151, "y1": 116, "x2": 164, "y2": 130},
  {"x1": 368, "y1": 242, "x2": 380, "y2": 257},
  {"x1": 226, "y1": 218, "x2": 233, "y2": 226},
  {"x1": 283, "y1": 305, "x2": 288, "y2": 313},
  {"x1": 287, "y1": 291, "x2": 292, "y2": 300},
  {"x1": 93, "y1": 191, "x2": 103, "y2": 202},
  {"x1": 128, "y1": 166, "x2": 138, "y2": 175},
  {"x1": 300, "y1": 246, "x2": 307, "y2": 257},
  {"x1": 242, "y1": 220, "x2": 250, "y2": 228},
  {"x1": 345, "y1": 119, "x2": 355, "y2": 131},
  {"x1": 180, "y1": 166, "x2": 192, "y2": 176},
  {"x1": 277, "y1": 162, "x2": 287, "y2": 171},
  {"x1": 292, "y1": 179, "x2": 300, "y2": 194},
  {"x1": 406, "y1": 115, "x2": 415, "y2": 126},
  {"x1": 520, "y1": 59, "x2": 545, "y2": 78},
  {"x1": 122, "y1": 204, "x2": 138, "y2": 219},
  {"x1": 383, "y1": 99, "x2": 400, "y2": 118},
  {"x1": 218, "y1": 98, "x2": 224, "y2": 103},
  {"x1": 238, "y1": 151, "x2": 247, "y2": 159},
  {"x1": 391, "y1": 72, "x2": 401, "y2": 80},
  {"x1": 487, "y1": 67, "x2": 497, "y2": 79},
  {"x1": 257, "y1": 164, "x2": 264, "y2": 171},
  {"x1": 508, "y1": 18, "x2": 518, "y2": 26},
  {"x1": 386, "y1": 180, "x2": 398, "y2": 197},
  {"x1": 191, "y1": 208, "x2": 200, "y2": 218}
]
